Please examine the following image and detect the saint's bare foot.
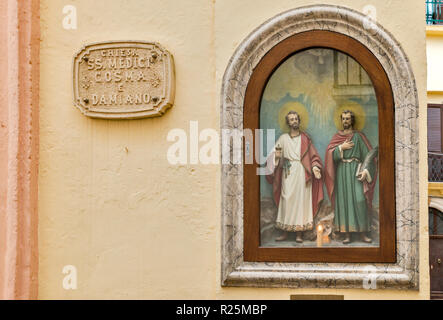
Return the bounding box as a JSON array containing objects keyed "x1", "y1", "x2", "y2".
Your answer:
[
  {"x1": 275, "y1": 232, "x2": 288, "y2": 241},
  {"x1": 343, "y1": 233, "x2": 351, "y2": 244},
  {"x1": 295, "y1": 231, "x2": 303, "y2": 243}
]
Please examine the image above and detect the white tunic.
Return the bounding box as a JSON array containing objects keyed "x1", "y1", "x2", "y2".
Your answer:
[{"x1": 274, "y1": 133, "x2": 313, "y2": 232}]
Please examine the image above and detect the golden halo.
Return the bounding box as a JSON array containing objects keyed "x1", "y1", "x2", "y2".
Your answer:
[
  {"x1": 278, "y1": 102, "x2": 309, "y2": 132},
  {"x1": 333, "y1": 101, "x2": 366, "y2": 131}
]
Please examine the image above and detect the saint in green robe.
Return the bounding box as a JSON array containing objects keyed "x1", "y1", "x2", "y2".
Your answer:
[{"x1": 326, "y1": 131, "x2": 376, "y2": 232}]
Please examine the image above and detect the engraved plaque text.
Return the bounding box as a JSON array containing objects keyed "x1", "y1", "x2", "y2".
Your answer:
[{"x1": 73, "y1": 41, "x2": 175, "y2": 119}]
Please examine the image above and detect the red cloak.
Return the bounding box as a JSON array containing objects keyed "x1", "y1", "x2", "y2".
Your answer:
[
  {"x1": 265, "y1": 132, "x2": 324, "y2": 216},
  {"x1": 324, "y1": 130, "x2": 377, "y2": 208}
]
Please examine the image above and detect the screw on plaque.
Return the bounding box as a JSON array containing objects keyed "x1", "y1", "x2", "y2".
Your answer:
[
  {"x1": 152, "y1": 97, "x2": 159, "y2": 103},
  {"x1": 82, "y1": 55, "x2": 89, "y2": 62},
  {"x1": 83, "y1": 98, "x2": 89, "y2": 104},
  {"x1": 151, "y1": 52, "x2": 158, "y2": 60}
]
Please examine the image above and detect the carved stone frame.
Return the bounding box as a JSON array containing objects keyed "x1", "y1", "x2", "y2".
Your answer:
[{"x1": 221, "y1": 5, "x2": 419, "y2": 289}]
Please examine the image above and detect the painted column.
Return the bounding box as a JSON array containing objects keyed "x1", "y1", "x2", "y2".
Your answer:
[{"x1": 0, "y1": 0, "x2": 39, "y2": 300}]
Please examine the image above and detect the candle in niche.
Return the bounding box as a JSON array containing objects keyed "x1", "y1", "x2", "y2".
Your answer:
[
  {"x1": 322, "y1": 232, "x2": 330, "y2": 244},
  {"x1": 317, "y1": 224, "x2": 323, "y2": 247}
]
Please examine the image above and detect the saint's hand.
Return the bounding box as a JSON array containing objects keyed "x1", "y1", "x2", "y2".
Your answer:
[
  {"x1": 312, "y1": 166, "x2": 321, "y2": 179},
  {"x1": 357, "y1": 170, "x2": 367, "y2": 181},
  {"x1": 275, "y1": 148, "x2": 282, "y2": 159},
  {"x1": 341, "y1": 140, "x2": 354, "y2": 150}
]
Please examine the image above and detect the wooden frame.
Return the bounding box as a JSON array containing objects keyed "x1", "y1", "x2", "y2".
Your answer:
[{"x1": 243, "y1": 30, "x2": 396, "y2": 263}]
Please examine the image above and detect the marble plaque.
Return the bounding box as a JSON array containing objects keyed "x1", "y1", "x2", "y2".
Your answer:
[{"x1": 73, "y1": 41, "x2": 175, "y2": 119}]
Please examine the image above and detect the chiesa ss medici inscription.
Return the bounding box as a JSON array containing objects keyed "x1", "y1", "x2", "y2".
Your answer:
[{"x1": 73, "y1": 41, "x2": 175, "y2": 119}]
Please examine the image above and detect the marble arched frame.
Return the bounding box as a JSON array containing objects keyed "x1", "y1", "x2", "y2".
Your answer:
[{"x1": 221, "y1": 5, "x2": 419, "y2": 289}]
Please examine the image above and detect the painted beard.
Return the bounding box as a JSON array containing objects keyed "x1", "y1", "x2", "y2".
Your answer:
[
  {"x1": 343, "y1": 123, "x2": 351, "y2": 129},
  {"x1": 290, "y1": 123, "x2": 299, "y2": 130}
]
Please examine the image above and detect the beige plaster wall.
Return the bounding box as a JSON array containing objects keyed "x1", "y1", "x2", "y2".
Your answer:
[
  {"x1": 39, "y1": 0, "x2": 216, "y2": 299},
  {"x1": 39, "y1": 0, "x2": 429, "y2": 299},
  {"x1": 427, "y1": 34, "x2": 443, "y2": 93}
]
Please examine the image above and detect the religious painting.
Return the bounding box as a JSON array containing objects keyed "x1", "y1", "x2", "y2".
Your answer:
[{"x1": 259, "y1": 48, "x2": 379, "y2": 248}]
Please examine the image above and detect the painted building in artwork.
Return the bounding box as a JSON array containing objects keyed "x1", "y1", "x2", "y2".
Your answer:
[{"x1": 0, "y1": 0, "x2": 436, "y2": 299}]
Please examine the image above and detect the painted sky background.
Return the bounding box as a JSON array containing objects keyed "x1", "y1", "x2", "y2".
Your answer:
[{"x1": 259, "y1": 48, "x2": 379, "y2": 206}]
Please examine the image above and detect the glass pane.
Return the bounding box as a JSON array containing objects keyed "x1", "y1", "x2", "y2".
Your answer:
[{"x1": 260, "y1": 48, "x2": 379, "y2": 248}]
